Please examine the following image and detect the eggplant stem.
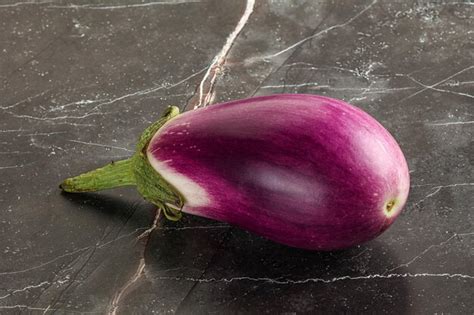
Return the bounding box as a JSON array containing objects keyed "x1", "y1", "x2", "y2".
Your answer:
[
  {"x1": 59, "y1": 106, "x2": 185, "y2": 221},
  {"x1": 60, "y1": 158, "x2": 135, "y2": 192}
]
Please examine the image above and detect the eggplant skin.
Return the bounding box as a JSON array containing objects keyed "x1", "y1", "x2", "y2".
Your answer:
[{"x1": 147, "y1": 94, "x2": 410, "y2": 250}]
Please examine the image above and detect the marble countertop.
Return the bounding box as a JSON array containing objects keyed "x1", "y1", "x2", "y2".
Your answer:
[{"x1": 1, "y1": 0, "x2": 473, "y2": 314}]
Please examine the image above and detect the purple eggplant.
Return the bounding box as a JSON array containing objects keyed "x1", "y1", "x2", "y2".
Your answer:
[{"x1": 61, "y1": 94, "x2": 409, "y2": 250}]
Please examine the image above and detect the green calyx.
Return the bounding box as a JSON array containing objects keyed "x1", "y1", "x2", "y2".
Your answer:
[{"x1": 60, "y1": 106, "x2": 185, "y2": 221}]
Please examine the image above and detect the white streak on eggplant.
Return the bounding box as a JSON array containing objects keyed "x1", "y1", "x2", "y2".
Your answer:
[{"x1": 147, "y1": 154, "x2": 210, "y2": 209}]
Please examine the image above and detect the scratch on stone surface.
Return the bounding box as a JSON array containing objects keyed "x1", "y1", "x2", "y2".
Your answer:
[
  {"x1": 0, "y1": 164, "x2": 26, "y2": 170},
  {"x1": 283, "y1": 62, "x2": 361, "y2": 74},
  {"x1": 348, "y1": 95, "x2": 368, "y2": 103},
  {"x1": 348, "y1": 248, "x2": 370, "y2": 261},
  {"x1": 109, "y1": 211, "x2": 165, "y2": 312},
  {"x1": 0, "y1": 151, "x2": 33, "y2": 155},
  {"x1": 29, "y1": 137, "x2": 54, "y2": 150},
  {"x1": 192, "y1": 0, "x2": 255, "y2": 109},
  {"x1": 162, "y1": 92, "x2": 194, "y2": 98},
  {"x1": 425, "y1": 120, "x2": 474, "y2": 126},
  {"x1": 430, "y1": 87, "x2": 473, "y2": 99},
  {"x1": 2, "y1": 69, "x2": 206, "y2": 125},
  {"x1": 42, "y1": 305, "x2": 51, "y2": 314},
  {"x1": 0, "y1": 129, "x2": 31, "y2": 133},
  {"x1": 386, "y1": 232, "x2": 474, "y2": 273},
  {"x1": 411, "y1": 182, "x2": 473, "y2": 188},
  {"x1": 0, "y1": 247, "x2": 89, "y2": 276},
  {"x1": 0, "y1": 305, "x2": 101, "y2": 313},
  {"x1": 0, "y1": 90, "x2": 50, "y2": 110},
  {"x1": 107, "y1": 258, "x2": 146, "y2": 315},
  {"x1": 0, "y1": 227, "x2": 147, "y2": 276},
  {"x1": 410, "y1": 183, "x2": 435, "y2": 187},
  {"x1": 261, "y1": 83, "x2": 330, "y2": 89},
  {"x1": 283, "y1": 62, "x2": 395, "y2": 81},
  {"x1": 137, "y1": 209, "x2": 162, "y2": 240},
  {"x1": 405, "y1": 74, "x2": 474, "y2": 99},
  {"x1": 88, "y1": 67, "x2": 207, "y2": 113},
  {"x1": 447, "y1": 1, "x2": 474, "y2": 5},
  {"x1": 98, "y1": 227, "x2": 148, "y2": 248},
  {"x1": 50, "y1": 99, "x2": 108, "y2": 112},
  {"x1": 22, "y1": 131, "x2": 68, "y2": 137},
  {"x1": 46, "y1": 230, "x2": 108, "y2": 310},
  {"x1": 361, "y1": 87, "x2": 416, "y2": 94},
  {"x1": 156, "y1": 272, "x2": 474, "y2": 285},
  {"x1": 427, "y1": 182, "x2": 473, "y2": 190},
  {"x1": 261, "y1": 83, "x2": 415, "y2": 94},
  {"x1": 14, "y1": 112, "x2": 101, "y2": 121},
  {"x1": 264, "y1": 0, "x2": 378, "y2": 59},
  {"x1": 401, "y1": 65, "x2": 474, "y2": 101},
  {"x1": 421, "y1": 186, "x2": 444, "y2": 201},
  {"x1": 68, "y1": 140, "x2": 134, "y2": 152},
  {"x1": 0, "y1": 281, "x2": 50, "y2": 300},
  {"x1": 410, "y1": 184, "x2": 432, "y2": 188},
  {"x1": 442, "y1": 80, "x2": 474, "y2": 87},
  {"x1": 0, "y1": 1, "x2": 53, "y2": 8},
  {"x1": 5, "y1": 111, "x2": 102, "y2": 122},
  {"x1": 49, "y1": 0, "x2": 201, "y2": 10},
  {"x1": 412, "y1": 183, "x2": 473, "y2": 208}
]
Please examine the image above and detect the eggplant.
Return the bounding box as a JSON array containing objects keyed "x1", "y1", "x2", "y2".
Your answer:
[{"x1": 61, "y1": 94, "x2": 409, "y2": 250}]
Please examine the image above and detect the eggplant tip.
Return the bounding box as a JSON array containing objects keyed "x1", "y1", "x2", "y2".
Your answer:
[
  {"x1": 59, "y1": 179, "x2": 74, "y2": 192},
  {"x1": 383, "y1": 198, "x2": 398, "y2": 218},
  {"x1": 59, "y1": 181, "x2": 68, "y2": 191}
]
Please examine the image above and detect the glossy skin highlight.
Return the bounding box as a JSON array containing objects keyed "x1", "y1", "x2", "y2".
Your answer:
[{"x1": 147, "y1": 94, "x2": 410, "y2": 250}]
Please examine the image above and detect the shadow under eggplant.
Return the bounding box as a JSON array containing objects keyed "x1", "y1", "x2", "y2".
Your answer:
[{"x1": 141, "y1": 214, "x2": 411, "y2": 314}]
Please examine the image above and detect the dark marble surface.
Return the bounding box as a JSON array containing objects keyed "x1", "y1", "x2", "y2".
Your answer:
[{"x1": 1, "y1": 0, "x2": 473, "y2": 314}]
